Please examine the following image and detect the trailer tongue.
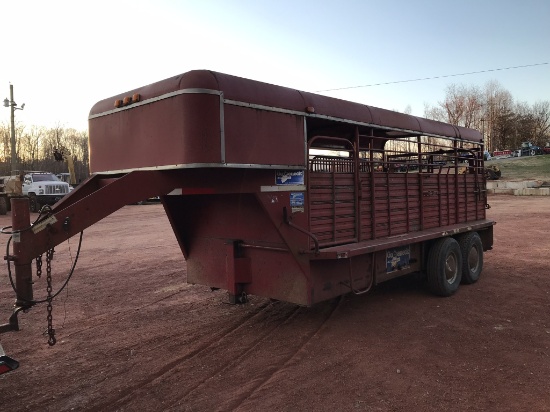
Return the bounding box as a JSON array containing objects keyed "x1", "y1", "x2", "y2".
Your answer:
[{"x1": 1, "y1": 70, "x2": 494, "y2": 359}]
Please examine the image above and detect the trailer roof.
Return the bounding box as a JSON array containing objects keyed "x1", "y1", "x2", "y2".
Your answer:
[{"x1": 90, "y1": 70, "x2": 483, "y2": 143}]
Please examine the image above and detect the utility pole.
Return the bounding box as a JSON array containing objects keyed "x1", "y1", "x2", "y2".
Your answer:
[
  {"x1": 9, "y1": 84, "x2": 16, "y2": 173},
  {"x1": 3, "y1": 84, "x2": 25, "y2": 174}
]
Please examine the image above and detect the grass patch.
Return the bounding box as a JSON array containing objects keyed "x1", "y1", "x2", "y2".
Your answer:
[{"x1": 489, "y1": 155, "x2": 550, "y2": 182}]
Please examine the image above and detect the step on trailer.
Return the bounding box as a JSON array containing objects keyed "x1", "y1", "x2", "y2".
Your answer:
[{"x1": 1, "y1": 70, "x2": 494, "y2": 367}]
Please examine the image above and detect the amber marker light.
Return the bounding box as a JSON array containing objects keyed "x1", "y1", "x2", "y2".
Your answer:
[
  {"x1": 132, "y1": 93, "x2": 141, "y2": 103},
  {"x1": 114, "y1": 99, "x2": 123, "y2": 108},
  {"x1": 305, "y1": 106, "x2": 315, "y2": 114}
]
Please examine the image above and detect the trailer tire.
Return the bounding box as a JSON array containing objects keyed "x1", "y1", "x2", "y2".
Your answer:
[
  {"x1": 458, "y1": 232, "x2": 483, "y2": 284},
  {"x1": 29, "y1": 194, "x2": 40, "y2": 213},
  {"x1": 426, "y1": 237, "x2": 462, "y2": 297},
  {"x1": 485, "y1": 168, "x2": 497, "y2": 180},
  {"x1": 0, "y1": 197, "x2": 7, "y2": 215}
]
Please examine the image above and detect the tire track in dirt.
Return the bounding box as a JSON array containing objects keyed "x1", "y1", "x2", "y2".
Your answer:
[
  {"x1": 211, "y1": 296, "x2": 343, "y2": 412},
  {"x1": 87, "y1": 299, "x2": 275, "y2": 412},
  {"x1": 51, "y1": 283, "x2": 188, "y2": 341},
  {"x1": 159, "y1": 303, "x2": 305, "y2": 411},
  {"x1": 138, "y1": 297, "x2": 342, "y2": 412},
  {"x1": 221, "y1": 296, "x2": 342, "y2": 412}
]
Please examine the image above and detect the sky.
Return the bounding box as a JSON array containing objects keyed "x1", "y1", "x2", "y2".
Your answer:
[{"x1": 1, "y1": 0, "x2": 549, "y2": 131}]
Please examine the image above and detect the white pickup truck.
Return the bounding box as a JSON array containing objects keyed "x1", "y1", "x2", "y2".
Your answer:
[{"x1": 22, "y1": 171, "x2": 72, "y2": 212}]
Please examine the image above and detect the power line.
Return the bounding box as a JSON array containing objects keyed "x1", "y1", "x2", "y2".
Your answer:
[{"x1": 314, "y1": 62, "x2": 549, "y2": 92}]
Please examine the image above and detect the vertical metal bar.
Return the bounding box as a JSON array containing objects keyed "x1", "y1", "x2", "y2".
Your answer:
[
  {"x1": 458, "y1": 145, "x2": 462, "y2": 224},
  {"x1": 219, "y1": 92, "x2": 226, "y2": 164},
  {"x1": 386, "y1": 170, "x2": 391, "y2": 237},
  {"x1": 437, "y1": 166, "x2": 442, "y2": 228},
  {"x1": 306, "y1": 121, "x2": 311, "y2": 250},
  {"x1": 417, "y1": 136, "x2": 424, "y2": 231},
  {"x1": 405, "y1": 167, "x2": 410, "y2": 233},
  {"x1": 354, "y1": 127, "x2": 360, "y2": 242},
  {"x1": 11, "y1": 198, "x2": 34, "y2": 306},
  {"x1": 331, "y1": 161, "x2": 336, "y2": 242},
  {"x1": 466, "y1": 161, "x2": 470, "y2": 222},
  {"x1": 369, "y1": 137, "x2": 376, "y2": 240}
]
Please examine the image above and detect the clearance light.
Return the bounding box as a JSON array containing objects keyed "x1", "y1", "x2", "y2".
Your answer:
[
  {"x1": 305, "y1": 106, "x2": 315, "y2": 114},
  {"x1": 123, "y1": 96, "x2": 132, "y2": 105},
  {"x1": 114, "y1": 99, "x2": 123, "y2": 108},
  {"x1": 132, "y1": 93, "x2": 141, "y2": 103}
]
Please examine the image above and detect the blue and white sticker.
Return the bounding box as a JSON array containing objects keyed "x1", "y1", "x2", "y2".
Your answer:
[
  {"x1": 276, "y1": 170, "x2": 304, "y2": 185},
  {"x1": 386, "y1": 245, "x2": 410, "y2": 273},
  {"x1": 290, "y1": 192, "x2": 305, "y2": 213}
]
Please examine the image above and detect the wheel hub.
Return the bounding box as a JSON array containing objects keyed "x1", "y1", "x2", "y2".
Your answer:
[{"x1": 445, "y1": 253, "x2": 458, "y2": 284}]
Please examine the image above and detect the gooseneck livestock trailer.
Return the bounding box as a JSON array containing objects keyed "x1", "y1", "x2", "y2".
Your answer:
[{"x1": 1, "y1": 70, "x2": 494, "y2": 354}]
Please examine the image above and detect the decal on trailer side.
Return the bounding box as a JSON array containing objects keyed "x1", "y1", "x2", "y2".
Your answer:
[
  {"x1": 276, "y1": 170, "x2": 304, "y2": 185},
  {"x1": 386, "y1": 245, "x2": 410, "y2": 273},
  {"x1": 290, "y1": 192, "x2": 305, "y2": 213}
]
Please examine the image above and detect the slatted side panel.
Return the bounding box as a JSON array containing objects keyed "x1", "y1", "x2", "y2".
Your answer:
[
  {"x1": 358, "y1": 172, "x2": 486, "y2": 240},
  {"x1": 360, "y1": 173, "x2": 420, "y2": 239},
  {"x1": 309, "y1": 164, "x2": 357, "y2": 247}
]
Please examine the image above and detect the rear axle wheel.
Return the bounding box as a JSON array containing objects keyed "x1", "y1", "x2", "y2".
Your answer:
[
  {"x1": 458, "y1": 232, "x2": 483, "y2": 284},
  {"x1": 427, "y1": 237, "x2": 462, "y2": 297}
]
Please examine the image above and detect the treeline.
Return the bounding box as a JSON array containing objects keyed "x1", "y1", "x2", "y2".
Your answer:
[
  {"x1": 424, "y1": 80, "x2": 550, "y2": 152},
  {"x1": 0, "y1": 123, "x2": 89, "y2": 182}
]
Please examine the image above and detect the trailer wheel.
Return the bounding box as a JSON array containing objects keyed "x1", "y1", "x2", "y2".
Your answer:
[
  {"x1": 0, "y1": 197, "x2": 7, "y2": 215},
  {"x1": 458, "y1": 232, "x2": 483, "y2": 284},
  {"x1": 426, "y1": 237, "x2": 462, "y2": 297},
  {"x1": 29, "y1": 194, "x2": 40, "y2": 213},
  {"x1": 485, "y1": 168, "x2": 497, "y2": 180}
]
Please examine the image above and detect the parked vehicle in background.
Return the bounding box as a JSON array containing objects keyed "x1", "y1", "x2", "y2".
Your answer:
[
  {"x1": 22, "y1": 171, "x2": 72, "y2": 212},
  {"x1": 484, "y1": 150, "x2": 491, "y2": 160},
  {"x1": 520, "y1": 142, "x2": 543, "y2": 156},
  {"x1": 543, "y1": 143, "x2": 550, "y2": 155},
  {"x1": 492, "y1": 150, "x2": 512, "y2": 158},
  {"x1": 0, "y1": 174, "x2": 22, "y2": 214},
  {"x1": 0, "y1": 171, "x2": 72, "y2": 214},
  {"x1": 56, "y1": 173, "x2": 74, "y2": 185}
]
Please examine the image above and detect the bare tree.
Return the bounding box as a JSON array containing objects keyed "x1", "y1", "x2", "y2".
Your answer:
[
  {"x1": 0, "y1": 122, "x2": 10, "y2": 167},
  {"x1": 18, "y1": 125, "x2": 45, "y2": 171},
  {"x1": 533, "y1": 101, "x2": 550, "y2": 143},
  {"x1": 423, "y1": 102, "x2": 446, "y2": 122}
]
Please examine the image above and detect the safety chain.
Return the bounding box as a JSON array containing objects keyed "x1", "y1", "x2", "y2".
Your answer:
[
  {"x1": 46, "y1": 248, "x2": 56, "y2": 346},
  {"x1": 36, "y1": 254, "x2": 43, "y2": 278}
]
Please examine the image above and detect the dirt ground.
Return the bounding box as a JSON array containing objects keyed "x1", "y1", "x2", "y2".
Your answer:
[{"x1": 0, "y1": 195, "x2": 549, "y2": 411}]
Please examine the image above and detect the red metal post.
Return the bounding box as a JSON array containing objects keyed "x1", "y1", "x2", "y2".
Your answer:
[{"x1": 10, "y1": 198, "x2": 34, "y2": 307}]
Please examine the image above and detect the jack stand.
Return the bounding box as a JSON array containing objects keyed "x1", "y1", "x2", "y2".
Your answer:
[{"x1": 0, "y1": 306, "x2": 26, "y2": 334}]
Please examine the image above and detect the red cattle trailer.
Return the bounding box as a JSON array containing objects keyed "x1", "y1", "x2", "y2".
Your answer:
[{"x1": 1, "y1": 70, "x2": 494, "y2": 354}]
